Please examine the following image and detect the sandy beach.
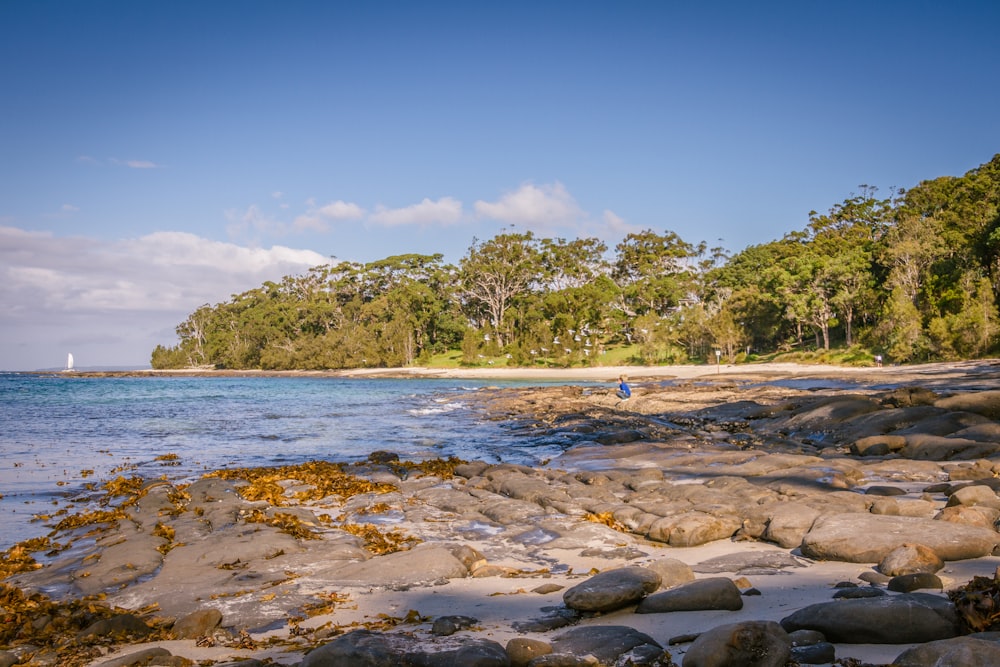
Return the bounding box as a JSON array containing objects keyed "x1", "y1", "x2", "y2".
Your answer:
[{"x1": 7, "y1": 360, "x2": 1000, "y2": 666}]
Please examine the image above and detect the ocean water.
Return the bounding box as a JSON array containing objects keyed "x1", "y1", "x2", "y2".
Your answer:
[{"x1": 0, "y1": 373, "x2": 574, "y2": 550}]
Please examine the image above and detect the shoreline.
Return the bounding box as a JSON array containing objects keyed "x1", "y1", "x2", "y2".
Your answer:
[
  {"x1": 43, "y1": 358, "x2": 1000, "y2": 383},
  {"x1": 7, "y1": 360, "x2": 1000, "y2": 665}
]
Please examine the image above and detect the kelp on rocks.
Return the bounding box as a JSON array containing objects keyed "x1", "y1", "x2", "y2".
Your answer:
[
  {"x1": 207, "y1": 460, "x2": 398, "y2": 505},
  {"x1": 949, "y1": 569, "x2": 1000, "y2": 632}
]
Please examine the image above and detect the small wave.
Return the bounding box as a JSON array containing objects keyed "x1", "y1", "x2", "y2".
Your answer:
[{"x1": 407, "y1": 402, "x2": 464, "y2": 416}]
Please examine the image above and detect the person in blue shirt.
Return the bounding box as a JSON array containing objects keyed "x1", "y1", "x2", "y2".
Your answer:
[{"x1": 616, "y1": 374, "x2": 631, "y2": 400}]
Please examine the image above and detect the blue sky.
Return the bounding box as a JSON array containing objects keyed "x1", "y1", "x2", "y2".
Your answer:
[{"x1": 1, "y1": 1, "x2": 998, "y2": 370}]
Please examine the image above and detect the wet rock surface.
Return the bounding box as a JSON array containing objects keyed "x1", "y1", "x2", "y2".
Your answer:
[{"x1": 8, "y1": 362, "x2": 1000, "y2": 665}]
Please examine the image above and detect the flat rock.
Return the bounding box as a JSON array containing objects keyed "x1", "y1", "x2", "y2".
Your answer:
[
  {"x1": 780, "y1": 593, "x2": 962, "y2": 643},
  {"x1": 693, "y1": 551, "x2": 805, "y2": 575},
  {"x1": 318, "y1": 545, "x2": 469, "y2": 587},
  {"x1": 900, "y1": 434, "x2": 1000, "y2": 461},
  {"x1": 934, "y1": 390, "x2": 1000, "y2": 419},
  {"x1": 800, "y1": 513, "x2": 999, "y2": 562}
]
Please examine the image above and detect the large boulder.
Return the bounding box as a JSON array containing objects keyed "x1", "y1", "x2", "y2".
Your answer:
[
  {"x1": 800, "y1": 513, "x2": 999, "y2": 562},
  {"x1": 562, "y1": 566, "x2": 661, "y2": 612},
  {"x1": 780, "y1": 593, "x2": 962, "y2": 643}
]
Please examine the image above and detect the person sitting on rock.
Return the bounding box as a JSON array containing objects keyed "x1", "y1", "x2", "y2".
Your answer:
[{"x1": 616, "y1": 375, "x2": 631, "y2": 401}]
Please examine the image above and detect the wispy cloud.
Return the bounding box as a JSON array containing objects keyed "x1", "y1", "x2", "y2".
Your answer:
[
  {"x1": 0, "y1": 225, "x2": 328, "y2": 369},
  {"x1": 225, "y1": 204, "x2": 287, "y2": 239},
  {"x1": 108, "y1": 158, "x2": 164, "y2": 169},
  {"x1": 61, "y1": 204, "x2": 80, "y2": 213},
  {"x1": 292, "y1": 200, "x2": 366, "y2": 232},
  {"x1": 600, "y1": 209, "x2": 643, "y2": 236},
  {"x1": 368, "y1": 197, "x2": 463, "y2": 227}
]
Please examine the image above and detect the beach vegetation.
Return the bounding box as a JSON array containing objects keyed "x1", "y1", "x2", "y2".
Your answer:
[{"x1": 152, "y1": 154, "x2": 1000, "y2": 368}]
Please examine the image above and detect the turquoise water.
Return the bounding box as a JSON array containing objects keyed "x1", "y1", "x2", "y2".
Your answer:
[{"x1": 0, "y1": 373, "x2": 572, "y2": 549}]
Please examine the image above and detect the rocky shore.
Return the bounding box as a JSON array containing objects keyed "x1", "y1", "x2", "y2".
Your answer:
[{"x1": 7, "y1": 361, "x2": 1000, "y2": 666}]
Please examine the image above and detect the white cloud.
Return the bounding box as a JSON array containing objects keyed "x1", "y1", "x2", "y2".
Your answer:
[
  {"x1": 107, "y1": 158, "x2": 162, "y2": 169},
  {"x1": 0, "y1": 225, "x2": 327, "y2": 370},
  {"x1": 368, "y1": 197, "x2": 463, "y2": 227},
  {"x1": 318, "y1": 200, "x2": 365, "y2": 220},
  {"x1": 292, "y1": 200, "x2": 366, "y2": 232},
  {"x1": 474, "y1": 183, "x2": 583, "y2": 230},
  {"x1": 61, "y1": 204, "x2": 80, "y2": 213}
]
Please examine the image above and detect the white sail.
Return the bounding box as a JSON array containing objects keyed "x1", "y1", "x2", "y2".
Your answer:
[{"x1": 67, "y1": 353, "x2": 74, "y2": 371}]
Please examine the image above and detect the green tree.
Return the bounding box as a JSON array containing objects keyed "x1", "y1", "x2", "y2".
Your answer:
[{"x1": 458, "y1": 231, "x2": 542, "y2": 347}]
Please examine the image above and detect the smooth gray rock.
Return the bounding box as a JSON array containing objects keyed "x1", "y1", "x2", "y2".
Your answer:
[
  {"x1": 682, "y1": 620, "x2": 791, "y2": 667},
  {"x1": 780, "y1": 593, "x2": 962, "y2": 643},
  {"x1": 562, "y1": 566, "x2": 661, "y2": 612},
  {"x1": 636, "y1": 577, "x2": 743, "y2": 614},
  {"x1": 800, "y1": 513, "x2": 999, "y2": 562},
  {"x1": 894, "y1": 636, "x2": 1000, "y2": 666}
]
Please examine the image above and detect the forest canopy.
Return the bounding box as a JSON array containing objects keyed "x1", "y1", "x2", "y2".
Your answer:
[{"x1": 151, "y1": 154, "x2": 1000, "y2": 370}]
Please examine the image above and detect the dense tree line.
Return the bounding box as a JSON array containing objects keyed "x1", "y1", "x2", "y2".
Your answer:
[{"x1": 152, "y1": 154, "x2": 1000, "y2": 370}]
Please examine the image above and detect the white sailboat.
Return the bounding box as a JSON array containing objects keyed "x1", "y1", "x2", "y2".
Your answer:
[{"x1": 66, "y1": 353, "x2": 75, "y2": 371}]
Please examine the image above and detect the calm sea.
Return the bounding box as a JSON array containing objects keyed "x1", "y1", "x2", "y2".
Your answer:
[{"x1": 0, "y1": 373, "x2": 576, "y2": 550}]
